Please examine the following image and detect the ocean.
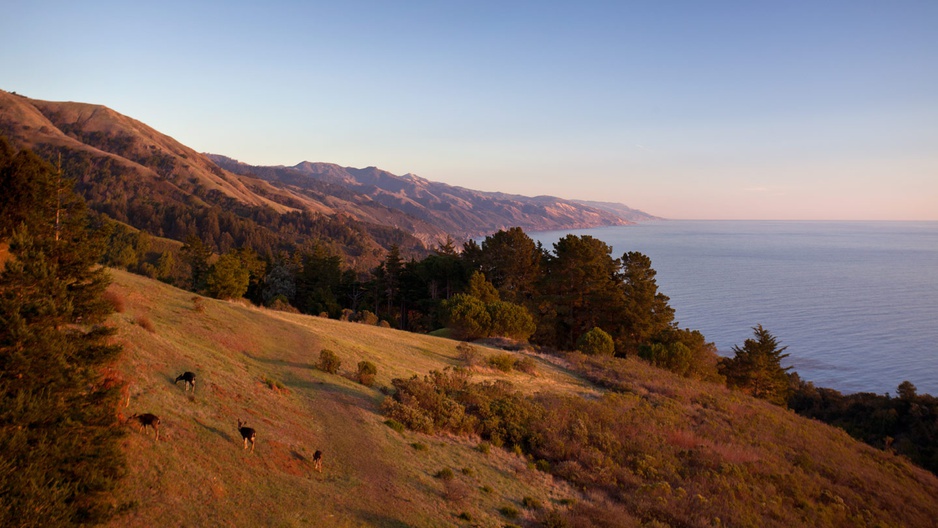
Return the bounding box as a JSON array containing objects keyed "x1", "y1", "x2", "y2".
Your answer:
[{"x1": 529, "y1": 221, "x2": 938, "y2": 396}]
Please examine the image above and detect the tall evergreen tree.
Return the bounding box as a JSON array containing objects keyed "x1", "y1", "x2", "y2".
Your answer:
[
  {"x1": 617, "y1": 251, "x2": 676, "y2": 354},
  {"x1": 478, "y1": 227, "x2": 543, "y2": 304},
  {"x1": 180, "y1": 233, "x2": 213, "y2": 292},
  {"x1": 0, "y1": 137, "x2": 125, "y2": 526},
  {"x1": 539, "y1": 235, "x2": 624, "y2": 350},
  {"x1": 296, "y1": 244, "x2": 343, "y2": 316}
]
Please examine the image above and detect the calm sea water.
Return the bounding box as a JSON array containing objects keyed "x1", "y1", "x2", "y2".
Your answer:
[{"x1": 530, "y1": 221, "x2": 938, "y2": 396}]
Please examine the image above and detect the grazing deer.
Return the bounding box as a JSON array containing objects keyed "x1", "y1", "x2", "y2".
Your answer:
[
  {"x1": 174, "y1": 371, "x2": 196, "y2": 392},
  {"x1": 129, "y1": 413, "x2": 161, "y2": 441},
  {"x1": 312, "y1": 450, "x2": 323, "y2": 473},
  {"x1": 237, "y1": 419, "x2": 256, "y2": 452}
]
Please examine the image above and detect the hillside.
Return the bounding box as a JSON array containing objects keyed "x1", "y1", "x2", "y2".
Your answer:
[
  {"x1": 0, "y1": 89, "x2": 433, "y2": 266},
  {"x1": 1, "y1": 89, "x2": 655, "y2": 256},
  {"x1": 105, "y1": 269, "x2": 938, "y2": 527},
  {"x1": 210, "y1": 156, "x2": 647, "y2": 240}
]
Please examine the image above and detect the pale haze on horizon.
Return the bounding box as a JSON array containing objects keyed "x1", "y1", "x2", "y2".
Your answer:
[{"x1": 2, "y1": 1, "x2": 936, "y2": 221}]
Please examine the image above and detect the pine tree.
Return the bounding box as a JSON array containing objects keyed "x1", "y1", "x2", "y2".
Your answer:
[
  {"x1": 478, "y1": 227, "x2": 542, "y2": 304},
  {"x1": 617, "y1": 251, "x2": 676, "y2": 354},
  {"x1": 0, "y1": 137, "x2": 125, "y2": 525},
  {"x1": 540, "y1": 235, "x2": 624, "y2": 350},
  {"x1": 719, "y1": 325, "x2": 793, "y2": 405}
]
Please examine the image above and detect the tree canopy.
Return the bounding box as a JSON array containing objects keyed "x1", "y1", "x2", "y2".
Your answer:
[{"x1": 720, "y1": 325, "x2": 793, "y2": 405}]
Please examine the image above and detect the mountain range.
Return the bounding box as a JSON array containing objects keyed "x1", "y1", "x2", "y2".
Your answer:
[
  {"x1": 209, "y1": 155, "x2": 658, "y2": 241},
  {"x1": 0, "y1": 89, "x2": 657, "y2": 258}
]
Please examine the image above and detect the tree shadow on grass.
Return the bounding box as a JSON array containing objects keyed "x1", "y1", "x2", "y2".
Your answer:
[
  {"x1": 194, "y1": 418, "x2": 233, "y2": 442},
  {"x1": 350, "y1": 510, "x2": 413, "y2": 528},
  {"x1": 242, "y1": 351, "x2": 315, "y2": 371},
  {"x1": 285, "y1": 377, "x2": 383, "y2": 410}
]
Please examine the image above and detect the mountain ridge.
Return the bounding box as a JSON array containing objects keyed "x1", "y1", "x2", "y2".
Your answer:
[
  {"x1": 1, "y1": 88, "x2": 657, "y2": 257},
  {"x1": 211, "y1": 154, "x2": 656, "y2": 240}
]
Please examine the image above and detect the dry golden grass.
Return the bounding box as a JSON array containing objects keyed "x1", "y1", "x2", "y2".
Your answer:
[
  {"x1": 104, "y1": 269, "x2": 938, "y2": 527},
  {"x1": 104, "y1": 269, "x2": 580, "y2": 527}
]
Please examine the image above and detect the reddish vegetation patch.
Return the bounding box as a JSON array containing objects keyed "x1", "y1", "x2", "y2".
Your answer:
[
  {"x1": 667, "y1": 428, "x2": 701, "y2": 450},
  {"x1": 103, "y1": 290, "x2": 126, "y2": 313}
]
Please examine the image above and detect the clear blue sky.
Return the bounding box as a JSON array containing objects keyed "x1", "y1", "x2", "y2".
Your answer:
[{"x1": 3, "y1": 1, "x2": 936, "y2": 220}]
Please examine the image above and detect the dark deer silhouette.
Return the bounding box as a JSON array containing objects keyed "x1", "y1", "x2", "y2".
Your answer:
[
  {"x1": 130, "y1": 413, "x2": 161, "y2": 441},
  {"x1": 238, "y1": 419, "x2": 256, "y2": 452},
  {"x1": 174, "y1": 371, "x2": 196, "y2": 392},
  {"x1": 312, "y1": 450, "x2": 323, "y2": 472}
]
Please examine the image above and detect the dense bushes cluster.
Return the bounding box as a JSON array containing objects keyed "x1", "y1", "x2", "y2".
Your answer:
[
  {"x1": 384, "y1": 355, "x2": 938, "y2": 527},
  {"x1": 382, "y1": 368, "x2": 542, "y2": 449}
]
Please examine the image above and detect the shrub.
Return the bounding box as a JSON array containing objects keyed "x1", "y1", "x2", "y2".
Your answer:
[
  {"x1": 457, "y1": 342, "x2": 482, "y2": 367},
  {"x1": 382, "y1": 398, "x2": 436, "y2": 434},
  {"x1": 499, "y1": 505, "x2": 520, "y2": 519},
  {"x1": 103, "y1": 290, "x2": 125, "y2": 313},
  {"x1": 263, "y1": 376, "x2": 287, "y2": 393},
  {"x1": 539, "y1": 510, "x2": 571, "y2": 528},
  {"x1": 411, "y1": 442, "x2": 428, "y2": 451},
  {"x1": 515, "y1": 356, "x2": 537, "y2": 374},
  {"x1": 522, "y1": 496, "x2": 543, "y2": 510},
  {"x1": 267, "y1": 297, "x2": 299, "y2": 313},
  {"x1": 576, "y1": 327, "x2": 614, "y2": 356},
  {"x1": 435, "y1": 467, "x2": 455, "y2": 480},
  {"x1": 444, "y1": 479, "x2": 470, "y2": 501},
  {"x1": 384, "y1": 419, "x2": 405, "y2": 433},
  {"x1": 191, "y1": 296, "x2": 205, "y2": 313},
  {"x1": 382, "y1": 369, "x2": 476, "y2": 435},
  {"x1": 457, "y1": 511, "x2": 473, "y2": 521},
  {"x1": 357, "y1": 360, "x2": 378, "y2": 386},
  {"x1": 318, "y1": 349, "x2": 341, "y2": 374},
  {"x1": 136, "y1": 315, "x2": 155, "y2": 333},
  {"x1": 357, "y1": 310, "x2": 379, "y2": 325},
  {"x1": 379, "y1": 320, "x2": 391, "y2": 328},
  {"x1": 488, "y1": 353, "x2": 516, "y2": 372},
  {"x1": 477, "y1": 442, "x2": 491, "y2": 454}
]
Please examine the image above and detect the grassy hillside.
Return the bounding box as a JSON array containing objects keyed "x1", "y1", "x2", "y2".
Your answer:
[
  {"x1": 105, "y1": 269, "x2": 938, "y2": 527},
  {"x1": 105, "y1": 269, "x2": 586, "y2": 527}
]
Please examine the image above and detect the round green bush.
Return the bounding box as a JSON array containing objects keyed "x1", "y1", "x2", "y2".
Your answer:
[{"x1": 576, "y1": 327, "x2": 615, "y2": 356}]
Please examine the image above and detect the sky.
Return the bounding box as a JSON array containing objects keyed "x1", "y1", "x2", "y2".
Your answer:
[{"x1": 2, "y1": 1, "x2": 936, "y2": 220}]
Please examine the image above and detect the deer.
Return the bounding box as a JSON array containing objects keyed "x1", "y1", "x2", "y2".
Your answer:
[
  {"x1": 237, "y1": 419, "x2": 256, "y2": 452},
  {"x1": 174, "y1": 371, "x2": 196, "y2": 392},
  {"x1": 129, "y1": 413, "x2": 161, "y2": 441},
  {"x1": 312, "y1": 450, "x2": 323, "y2": 473}
]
